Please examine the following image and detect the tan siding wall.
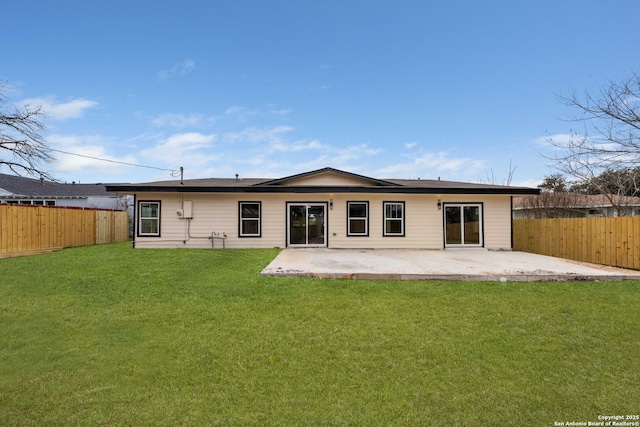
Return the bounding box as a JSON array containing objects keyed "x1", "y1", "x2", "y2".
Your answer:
[
  {"x1": 327, "y1": 194, "x2": 444, "y2": 249},
  {"x1": 133, "y1": 192, "x2": 514, "y2": 250},
  {"x1": 286, "y1": 174, "x2": 373, "y2": 186},
  {"x1": 481, "y1": 195, "x2": 513, "y2": 249}
]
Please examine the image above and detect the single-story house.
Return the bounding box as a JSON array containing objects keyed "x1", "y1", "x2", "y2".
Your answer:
[
  {"x1": 106, "y1": 167, "x2": 540, "y2": 250},
  {"x1": 513, "y1": 193, "x2": 640, "y2": 219},
  {"x1": 0, "y1": 172, "x2": 129, "y2": 210}
]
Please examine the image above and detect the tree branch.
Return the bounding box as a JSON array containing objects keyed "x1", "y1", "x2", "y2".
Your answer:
[{"x1": 0, "y1": 84, "x2": 53, "y2": 179}]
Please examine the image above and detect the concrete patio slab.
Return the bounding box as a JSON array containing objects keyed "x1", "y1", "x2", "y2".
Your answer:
[{"x1": 261, "y1": 248, "x2": 640, "y2": 281}]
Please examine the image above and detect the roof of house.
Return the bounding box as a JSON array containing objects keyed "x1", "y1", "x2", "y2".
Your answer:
[
  {"x1": 0, "y1": 173, "x2": 117, "y2": 199},
  {"x1": 513, "y1": 193, "x2": 640, "y2": 209},
  {"x1": 106, "y1": 167, "x2": 541, "y2": 195}
]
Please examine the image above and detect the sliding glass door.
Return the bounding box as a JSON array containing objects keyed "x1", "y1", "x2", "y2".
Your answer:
[
  {"x1": 444, "y1": 204, "x2": 482, "y2": 247},
  {"x1": 287, "y1": 203, "x2": 327, "y2": 247}
]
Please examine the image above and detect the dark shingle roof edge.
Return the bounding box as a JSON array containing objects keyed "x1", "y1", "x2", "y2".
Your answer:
[
  {"x1": 106, "y1": 177, "x2": 540, "y2": 195},
  {"x1": 104, "y1": 167, "x2": 540, "y2": 195},
  {"x1": 0, "y1": 173, "x2": 118, "y2": 197}
]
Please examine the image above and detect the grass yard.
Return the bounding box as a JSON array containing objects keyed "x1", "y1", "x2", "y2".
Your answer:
[{"x1": 0, "y1": 243, "x2": 638, "y2": 426}]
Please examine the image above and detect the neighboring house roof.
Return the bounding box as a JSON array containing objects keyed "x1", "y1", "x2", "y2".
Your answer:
[
  {"x1": 0, "y1": 173, "x2": 117, "y2": 199},
  {"x1": 106, "y1": 167, "x2": 540, "y2": 195},
  {"x1": 513, "y1": 193, "x2": 640, "y2": 210}
]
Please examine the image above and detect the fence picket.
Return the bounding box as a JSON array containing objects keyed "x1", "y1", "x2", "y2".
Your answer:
[
  {"x1": 514, "y1": 216, "x2": 640, "y2": 270},
  {"x1": 0, "y1": 205, "x2": 128, "y2": 255}
]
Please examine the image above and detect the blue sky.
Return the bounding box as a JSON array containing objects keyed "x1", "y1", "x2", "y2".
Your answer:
[{"x1": 2, "y1": 1, "x2": 638, "y2": 186}]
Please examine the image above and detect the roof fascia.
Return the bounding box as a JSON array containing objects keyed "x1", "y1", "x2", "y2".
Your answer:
[{"x1": 106, "y1": 184, "x2": 540, "y2": 195}]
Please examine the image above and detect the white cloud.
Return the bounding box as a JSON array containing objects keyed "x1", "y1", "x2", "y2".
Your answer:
[
  {"x1": 261, "y1": 143, "x2": 382, "y2": 176},
  {"x1": 21, "y1": 97, "x2": 98, "y2": 120},
  {"x1": 224, "y1": 105, "x2": 260, "y2": 122},
  {"x1": 149, "y1": 105, "x2": 289, "y2": 130},
  {"x1": 540, "y1": 133, "x2": 637, "y2": 167},
  {"x1": 511, "y1": 178, "x2": 543, "y2": 188},
  {"x1": 333, "y1": 144, "x2": 382, "y2": 161},
  {"x1": 49, "y1": 134, "x2": 137, "y2": 176},
  {"x1": 534, "y1": 132, "x2": 609, "y2": 149},
  {"x1": 376, "y1": 152, "x2": 486, "y2": 180},
  {"x1": 141, "y1": 132, "x2": 218, "y2": 172},
  {"x1": 536, "y1": 133, "x2": 622, "y2": 154},
  {"x1": 225, "y1": 106, "x2": 245, "y2": 115},
  {"x1": 533, "y1": 133, "x2": 573, "y2": 147},
  {"x1": 220, "y1": 126, "x2": 380, "y2": 167},
  {"x1": 153, "y1": 132, "x2": 216, "y2": 152},
  {"x1": 271, "y1": 139, "x2": 327, "y2": 152},
  {"x1": 268, "y1": 107, "x2": 292, "y2": 117},
  {"x1": 151, "y1": 113, "x2": 213, "y2": 128},
  {"x1": 158, "y1": 59, "x2": 195, "y2": 80},
  {"x1": 307, "y1": 84, "x2": 330, "y2": 92},
  {"x1": 223, "y1": 126, "x2": 294, "y2": 144}
]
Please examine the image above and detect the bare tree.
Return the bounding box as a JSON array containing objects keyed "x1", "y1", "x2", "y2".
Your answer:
[
  {"x1": 517, "y1": 191, "x2": 583, "y2": 219},
  {"x1": 548, "y1": 72, "x2": 640, "y2": 213},
  {"x1": 0, "y1": 84, "x2": 53, "y2": 179},
  {"x1": 483, "y1": 159, "x2": 516, "y2": 185},
  {"x1": 570, "y1": 166, "x2": 640, "y2": 196}
]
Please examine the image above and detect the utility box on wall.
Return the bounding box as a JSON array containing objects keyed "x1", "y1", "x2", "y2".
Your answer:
[{"x1": 177, "y1": 200, "x2": 193, "y2": 219}]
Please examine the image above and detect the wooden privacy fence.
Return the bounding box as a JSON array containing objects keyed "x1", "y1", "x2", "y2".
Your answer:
[
  {"x1": 0, "y1": 204, "x2": 129, "y2": 255},
  {"x1": 513, "y1": 216, "x2": 640, "y2": 270}
]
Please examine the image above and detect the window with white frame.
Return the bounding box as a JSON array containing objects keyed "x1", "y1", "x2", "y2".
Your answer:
[
  {"x1": 383, "y1": 202, "x2": 405, "y2": 236},
  {"x1": 347, "y1": 201, "x2": 369, "y2": 236},
  {"x1": 138, "y1": 201, "x2": 161, "y2": 237},
  {"x1": 239, "y1": 202, "x2": 261, "y2": 237}
]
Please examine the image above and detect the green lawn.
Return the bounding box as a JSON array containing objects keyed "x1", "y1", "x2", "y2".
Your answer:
[{"x1": 1, "y1": 243, "x2": 638, "y2": 426}]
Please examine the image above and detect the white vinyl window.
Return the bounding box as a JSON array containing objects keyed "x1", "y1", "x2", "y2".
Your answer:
[
  {"x1": 383, "y1": 202, "x2": 405, "y2": 236},
  {"x1": 138, "y1": 201, "x2": 160, "y2": 237},
  {"x1": 347, "y1": 202, "x2": 369, "y2": 236},
  {"x1": 239, "y1": 202, "x2": 261, "y2": 237}
]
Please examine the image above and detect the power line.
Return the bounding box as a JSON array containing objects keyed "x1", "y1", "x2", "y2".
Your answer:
[{"x1": 48, "y1": 148, "x2": 178, "y2": 172}]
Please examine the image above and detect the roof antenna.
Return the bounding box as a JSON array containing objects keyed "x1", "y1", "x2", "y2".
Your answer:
[{"x1": 180, "y1": 166, "x2": 184, "y2": 185}]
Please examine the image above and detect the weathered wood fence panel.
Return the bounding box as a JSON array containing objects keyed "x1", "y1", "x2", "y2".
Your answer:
[
  {"x1": 513, "y1": 217, "x2": 640, "y2": 270},
  {"x1": 0, "y1": 204, "x2": 129, "y2": 255}
]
